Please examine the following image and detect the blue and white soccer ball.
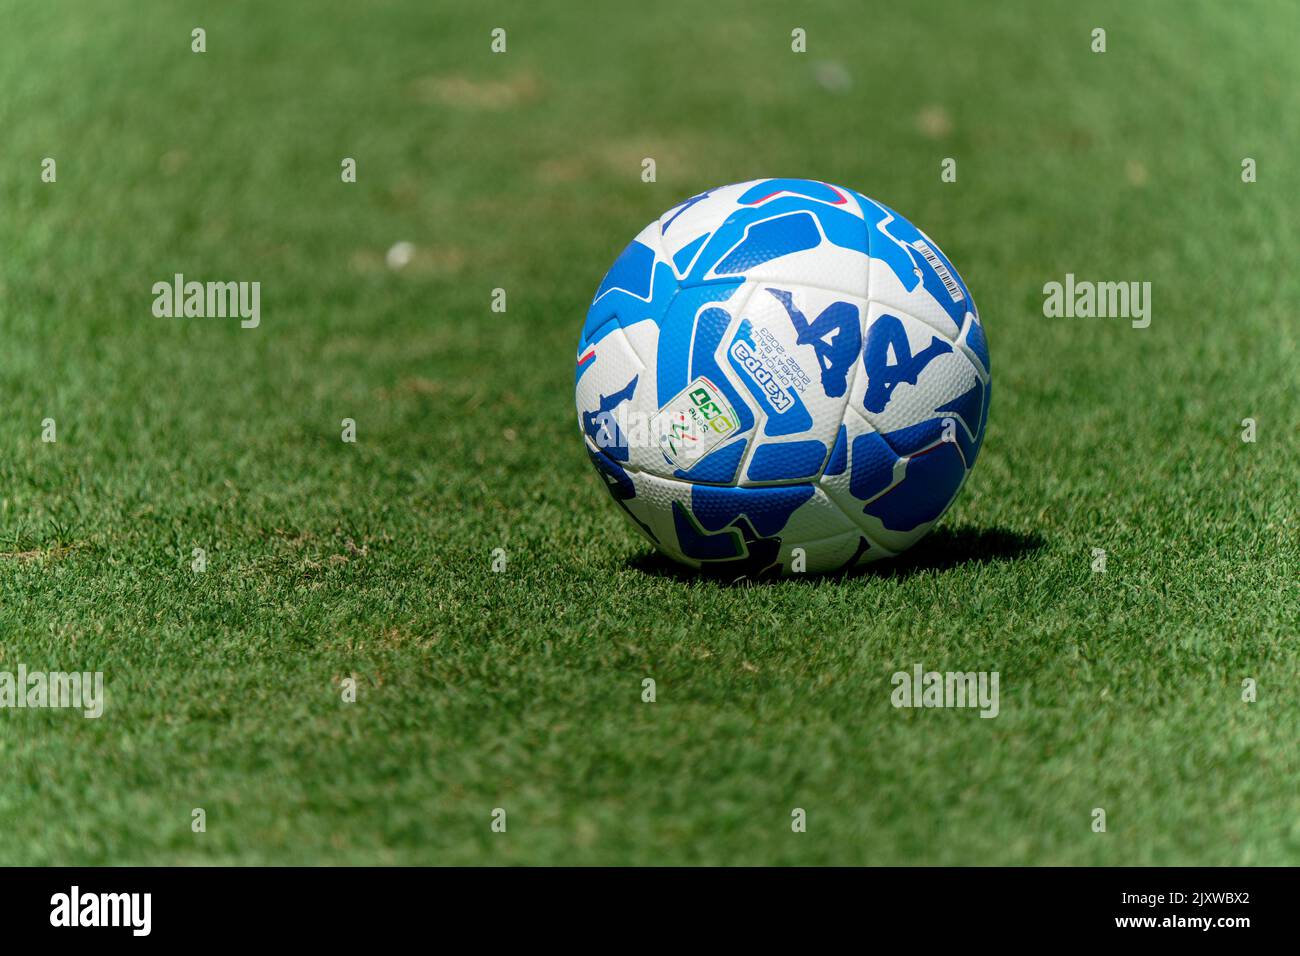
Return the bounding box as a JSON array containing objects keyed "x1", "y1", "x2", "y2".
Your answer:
[{"x1": 575, "y1": 179, "x2": 990, "y2": 575}]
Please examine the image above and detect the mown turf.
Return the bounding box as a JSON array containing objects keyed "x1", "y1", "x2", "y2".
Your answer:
[{"x1": 0, "y1": 0, "x2": 1296, "y2": 865}]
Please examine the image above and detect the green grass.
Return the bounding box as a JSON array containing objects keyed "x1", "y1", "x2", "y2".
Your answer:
[{"x1": 0, "y1": 0, "x2": 1296, "y2": 865}]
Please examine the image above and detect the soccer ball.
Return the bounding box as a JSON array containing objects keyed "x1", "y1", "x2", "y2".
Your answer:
[{"x1": 575, "y1": 179, "x2": 990, "y2": 575}]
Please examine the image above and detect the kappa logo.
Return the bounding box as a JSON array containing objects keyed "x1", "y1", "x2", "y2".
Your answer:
[
  {"x1": 767, "y1": 288, "x2": 859, "y2": 399},
  {"x1": 729, "y1": 338, "x2": 793, "y2": 413}
]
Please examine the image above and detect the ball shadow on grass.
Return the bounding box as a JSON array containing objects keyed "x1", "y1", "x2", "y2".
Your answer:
[{"x1": 626, "y1": 525, "x2": 1045, "y2": 586}]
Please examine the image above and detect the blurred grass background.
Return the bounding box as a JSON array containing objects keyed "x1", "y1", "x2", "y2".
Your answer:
[{"x1": 0, "y1": 0, "x2": 1296, "y2": 864}]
